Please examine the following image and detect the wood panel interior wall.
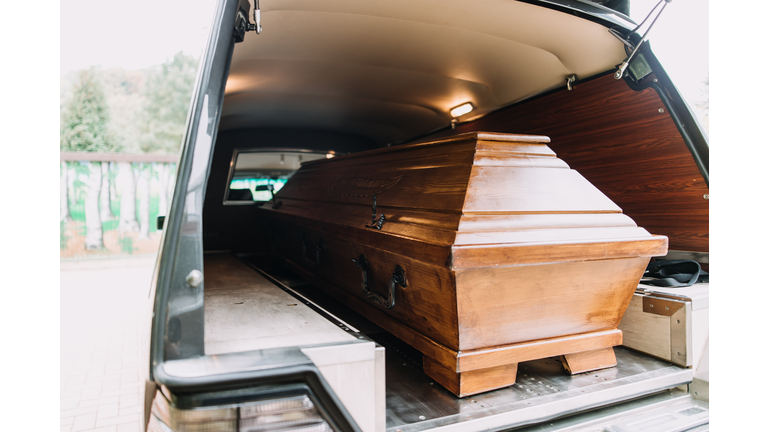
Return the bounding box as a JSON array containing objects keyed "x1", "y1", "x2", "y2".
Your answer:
[{"x1": 422, "y1": 74, "x2": 709, "y2": 253}]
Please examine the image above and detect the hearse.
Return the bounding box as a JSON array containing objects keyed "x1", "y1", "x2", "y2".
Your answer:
[{"x1": 141, "y1": 0, "x2": 709, "y2": 431}]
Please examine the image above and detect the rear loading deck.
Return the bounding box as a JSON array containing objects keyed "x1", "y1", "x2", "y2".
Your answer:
[{"x1": 204, "y1": 253, "x2": 703, "y2": 431}]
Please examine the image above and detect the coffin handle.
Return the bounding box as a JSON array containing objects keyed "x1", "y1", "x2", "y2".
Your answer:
[
  {"x1": 351, "y1": 254, "x2": 406, "y2": 309},
  {"x1": 302, "y1": 236, "x2": 324, "y2": 267}
]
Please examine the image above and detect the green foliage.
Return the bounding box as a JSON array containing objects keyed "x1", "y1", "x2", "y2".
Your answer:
[
  {"x1": 111, "y1": 196, "x2": 120, "y2": 217},
  {"x1": 99, "y1": 69, "x2": 147, "y2": 153},
  {"x1": 60, "y1": 222, "x2": 69, "y2": 250},
  {"x1": 60, "y1": 69, "x2": 120, "y2": 153},
  {"x1": 118, "y1": 235, "x2": 134, "y2": 254},
  {"x1": 71, "y1": 162, "x2": 91, "y2": 203},
  {"x1": 102, "y1": 220, "x2": 119, "y2": 232},
  {"x1": 149, "y1": 196, "x2": 160, "y2": 233},
  {"x1": 140, "y1": 52, "x2": 199, "y2": 154},
  {"x1": 70, "y1": 202, "x2": 85, "y2": 222},
  {"x1": 60, "y1": 56, "x2": 198, "y2": 156}
]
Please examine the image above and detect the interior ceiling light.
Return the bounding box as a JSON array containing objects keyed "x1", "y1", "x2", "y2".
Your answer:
[{"x1": 450, "y1": 102, "x2": 474, "y2": 118}]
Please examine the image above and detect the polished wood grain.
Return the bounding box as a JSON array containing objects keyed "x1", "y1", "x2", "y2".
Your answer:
[
  {"x1": 423, "y1": 356, "x2": 518, "y2": 398},
  {"x1": 275, "y1": 222, "x2": 461, "y2": 349},
  {"x1": 455, "y1": 329, "x2": 622, "y2": 373},
  {"x1": 257, "y1": 131, "x2": 665, "y2": 396},
  {"x1": 455, "y1": 258, "x2": 647, "y2": 350},
  {"x1": 424, "y1": 75, "x2": 708, "y2": 252},
  {"x1": 561, "y1": 347, "x2": 617, "y2": 374}
]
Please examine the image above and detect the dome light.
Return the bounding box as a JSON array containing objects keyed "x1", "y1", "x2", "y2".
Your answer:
[{"x1": 450, "y1": 102, "x2": 474, "y2": 118}]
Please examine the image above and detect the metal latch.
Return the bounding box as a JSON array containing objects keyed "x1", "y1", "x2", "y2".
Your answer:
[{"x1": 365, "y1": 195, "x2": 385, "y2": 230}]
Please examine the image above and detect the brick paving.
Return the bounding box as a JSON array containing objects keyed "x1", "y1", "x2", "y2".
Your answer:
[{"x1": 60, "y1": 256, "x2": 157, "y2": 432}]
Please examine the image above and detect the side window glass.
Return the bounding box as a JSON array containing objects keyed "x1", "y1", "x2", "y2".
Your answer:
[{"x1": 224, "y1": 151, "x2": 330, "y2": 204}]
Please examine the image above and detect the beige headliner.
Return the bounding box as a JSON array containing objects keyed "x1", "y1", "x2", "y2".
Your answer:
[{"x1": 222, "y1": 0, "x2": 626, "y2": 145}]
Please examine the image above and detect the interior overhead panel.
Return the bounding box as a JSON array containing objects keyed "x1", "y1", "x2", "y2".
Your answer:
[{"x1": 222, "y1": 0, "x2": 627, "y2": 146}]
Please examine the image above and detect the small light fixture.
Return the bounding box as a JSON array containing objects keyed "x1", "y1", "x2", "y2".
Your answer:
[
  {"x1": 450, "y1": 102, "x2": 474, "y2": 118},
  {"x1": 326, "y1": 153, "x2": 335, "y2": 159}
]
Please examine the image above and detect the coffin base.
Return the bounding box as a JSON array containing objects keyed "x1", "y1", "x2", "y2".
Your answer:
[
  {"x1": 278, "y1": 255, "x2": 623, "y2": 396},
  {"x1": 423, "y1": 356, "x2": 519, "y2": 398},
  {"x1": 423, "y1": 334, "x2": 622, "y2": 397}
]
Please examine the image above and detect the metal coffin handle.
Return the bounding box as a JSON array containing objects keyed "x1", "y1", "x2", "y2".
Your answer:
[{"x1": 351, "y1": 253, "x2": 407, "y2": 309}]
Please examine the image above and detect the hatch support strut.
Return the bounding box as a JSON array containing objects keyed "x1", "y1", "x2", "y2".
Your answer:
[
  {"x1": 247, "y1": 0, "x2": 263, "y2": 34},
  {"x1": 611, "y1": 0, "x2": 672, "y2": 79}
]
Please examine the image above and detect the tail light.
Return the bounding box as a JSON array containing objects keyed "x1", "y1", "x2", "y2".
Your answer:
[{"x1": 150, "y1": 390, "x2": 333, "y2": 432}]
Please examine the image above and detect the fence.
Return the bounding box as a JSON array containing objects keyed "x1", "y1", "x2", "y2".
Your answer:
[{"x1": 60, "y1": 152, "x2": 178, "y2": 260}]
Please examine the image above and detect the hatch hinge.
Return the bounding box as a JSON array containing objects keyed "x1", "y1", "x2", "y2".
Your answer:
[
  {"x1": 234, "y1": 0, "x2": 262, "y2": 42},
  {"x1": 612, "y1": 0, "x2": 672, "y2": 80}
]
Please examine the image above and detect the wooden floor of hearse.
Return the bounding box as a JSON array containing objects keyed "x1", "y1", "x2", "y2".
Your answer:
[{"x1": 203, "y1": 252, "x2": 703, "y2": 432}]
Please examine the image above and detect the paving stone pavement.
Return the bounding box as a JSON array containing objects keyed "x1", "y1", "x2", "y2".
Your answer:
[{"x1": 61, "y1": 256, "x2": 157, "y2": 432}]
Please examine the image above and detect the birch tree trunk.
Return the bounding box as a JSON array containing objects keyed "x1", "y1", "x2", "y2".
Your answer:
[
  {"x1": 118, "y1": 162, "x2": 139, "y2": 233},
  {"x1": 85, "y1": 162, "x2": 104, "y2": 249},
  {"x1": 158, "y1": 163, "x2": 170, "y2": 216},
  {"x1": 100, "y1": 162, "x2": 115, "y2": 220},
  {"x1": 60, "y1": 161, "x2": 71, "y2": 221},
  {"x1": 138, "y1": 165, "x2": 151, "y2": 240},
  {"x1": 68, "y1": 165, "x2": 76, "y2": 205},
  {"x1": 109, "y1": 162, "x2": 117, "y2": 205}
]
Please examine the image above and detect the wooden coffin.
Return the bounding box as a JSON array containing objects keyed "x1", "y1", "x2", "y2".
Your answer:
[{"x1": 254, "y1": 132, "x2": 668, "y2": 396}]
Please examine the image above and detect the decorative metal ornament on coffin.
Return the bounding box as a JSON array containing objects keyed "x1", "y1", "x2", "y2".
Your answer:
[
  {"x1": 255, "y1": 131, "x2": 668, "y2": 397},
  {"x1": 365, "y1": 195, "x2": 385, "y2": 230}
]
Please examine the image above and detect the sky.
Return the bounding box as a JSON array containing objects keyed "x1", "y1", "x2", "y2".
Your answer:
[
  {"x1": 60, "y1": 0, "x2": 218, "y2": 73},
  {"x1": 630, "y1": 0, "x2": 709, "y2": 126},
  {"x1": 60, "y1": 0, "x2": 709, "y2": 111}
]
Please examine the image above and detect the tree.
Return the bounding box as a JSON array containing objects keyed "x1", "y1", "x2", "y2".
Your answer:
[
  {"x1": 60, "y1": 69, "x2": 117, "y2": 250},
  {"x1": 118, "y1": 162, "x2": 140, "y2": 233},
  {"x1": 100, "y1": 162, "x2": 116, "y2": 220},
  {"x1": 60, "y1": 161, "x2": 71, "y2": 222},
  {"x1": 139, "y1": 52, "x2": 199, "y2": 154},
  {"x1": 84, "y1": 163, "x2": 104, "y2": 249},
  {"x1": 157, "y1": 163, "x2": 172, "y2": 216},
  {"x1": 100, "y1": 68, "x2": 146, "y2": 154},
  {"x1": 137, "y1": 164, "x2": 152, "y2": 240},
  {"x1": 60, "y1": 69, "x2": 115, "y2": 153}
]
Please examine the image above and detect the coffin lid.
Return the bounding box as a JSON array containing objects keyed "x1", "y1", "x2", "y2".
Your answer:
[{"x1": 264, "y1": 132, "x2": 668, "y2": 268}]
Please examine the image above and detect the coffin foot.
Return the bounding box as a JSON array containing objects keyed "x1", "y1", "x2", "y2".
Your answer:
[
  {"x1": 560, "y1": 347, "x2": 617, "y2": 374},
  {"x1": 423, "y1": 355, "x2": 518, "y2": 398}
]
